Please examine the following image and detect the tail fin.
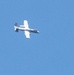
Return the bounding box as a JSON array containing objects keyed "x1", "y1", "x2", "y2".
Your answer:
[{"x1": 14, "y1": 23, "x2": 19, "y2": 32}]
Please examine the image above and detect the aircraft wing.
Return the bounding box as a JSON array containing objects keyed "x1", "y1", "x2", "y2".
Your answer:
[
  {"x1": 24, "y1": 31, "x2": 30, "y2": 38},
  {"x1": 24, "y1": 20, "x2": 29, "y2": 28}
]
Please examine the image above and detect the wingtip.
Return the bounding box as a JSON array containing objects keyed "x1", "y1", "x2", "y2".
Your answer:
[{"x1": 26, "y1": 37, "x2": 30, "y2": 39}]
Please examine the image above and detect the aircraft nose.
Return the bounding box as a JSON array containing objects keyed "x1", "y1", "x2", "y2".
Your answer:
[{"x1": 37, "y1": 31, "x2": 39, "y2": 33}]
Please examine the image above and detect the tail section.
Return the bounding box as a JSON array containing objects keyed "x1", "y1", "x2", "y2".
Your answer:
[{"x1": 14, "y1": 23, "x2": 19, "y2": 32}]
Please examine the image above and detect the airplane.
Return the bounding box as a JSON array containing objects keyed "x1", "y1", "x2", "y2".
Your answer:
[{"x1": 14, "y1": 20, "x2": 39, "y2": 38}]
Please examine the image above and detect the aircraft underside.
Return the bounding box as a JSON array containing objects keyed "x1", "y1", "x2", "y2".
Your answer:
[{"x1": 14, "y1": 20, "x2": 39, "y2": 38}]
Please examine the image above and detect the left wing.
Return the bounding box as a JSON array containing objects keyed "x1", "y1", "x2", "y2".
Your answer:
[{"x1": 24, "y1": 31, "x2": 30, "y2": 38}]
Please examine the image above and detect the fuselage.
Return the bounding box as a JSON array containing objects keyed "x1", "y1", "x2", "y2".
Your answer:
[{"x1": 17, "y1": 26, "x2": 39, "y2": 33}]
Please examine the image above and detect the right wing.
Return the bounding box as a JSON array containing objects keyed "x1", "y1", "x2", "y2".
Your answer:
[
  {"x1": 24, "y1": 31, "x2": 30, "y2": 38},
  {"x1": 24, "y1": 20, "x2": 29, "y2": 28}
]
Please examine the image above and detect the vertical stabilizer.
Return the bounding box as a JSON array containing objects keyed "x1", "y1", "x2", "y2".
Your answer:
[{"x1": 14, "y1": 23, "x2": 19, "y2": 32}]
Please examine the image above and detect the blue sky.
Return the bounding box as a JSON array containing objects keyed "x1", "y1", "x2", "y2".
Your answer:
[{"x1": 0, "y1": 0, "x2": 74, "y2": 75}]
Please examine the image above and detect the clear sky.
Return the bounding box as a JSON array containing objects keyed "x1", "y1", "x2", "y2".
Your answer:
[{"x1": 0, "y1": 0, "x2": 74, "y2": 75}]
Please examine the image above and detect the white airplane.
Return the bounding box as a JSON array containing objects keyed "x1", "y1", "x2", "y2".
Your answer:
[{"x1": 14, "y1": 20, "x2": 39, "y2": 38}]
